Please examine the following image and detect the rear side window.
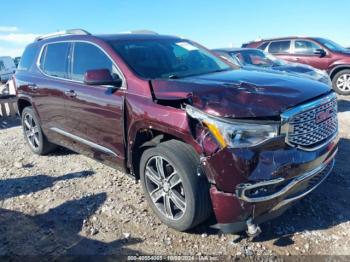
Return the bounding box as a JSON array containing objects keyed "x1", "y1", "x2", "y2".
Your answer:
[
  {"x1": 268, "y1": 41, "x2": 291, "y2": 54},
  {"x1": 40, "y1": 42, "x2": 70, "y2": 78},
  {"x1": 72, "y1": 42, "x2": 113, "y2": 81},
  {"x1": 18, "y1": 44, "x2": 37, "y2": 71}
]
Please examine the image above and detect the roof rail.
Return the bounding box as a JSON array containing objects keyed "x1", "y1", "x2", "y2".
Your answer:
[
  {"x1": 35, "y1": 29, "x2": 91, "y2": 41},
  {"x1": 120, "y1": 30, "x2": 158, "y2": 35}
]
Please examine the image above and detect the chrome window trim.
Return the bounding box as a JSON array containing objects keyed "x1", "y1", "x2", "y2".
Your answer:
[
  {"x1": 50, "y1": 127, "x2": 118, "y2": 157},
  {"x1": 280, "y1": 92, "x2": 338, "y2": 151},
  {"x1": 36, "y1": 40, "x2": 127, "y2": 90}
]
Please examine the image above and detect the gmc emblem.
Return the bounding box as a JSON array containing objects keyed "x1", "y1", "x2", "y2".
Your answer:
[{"x1": 315, "y1": 107, "x2": 334, "y2": 124}]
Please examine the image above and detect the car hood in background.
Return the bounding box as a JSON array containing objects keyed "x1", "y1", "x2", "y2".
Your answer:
[
  {"x1": 242, "y1": 63, "x2": 329, "y2": 84},
  {"x1": 151, "y1": 69, "x2": 331, "y2": 118}
]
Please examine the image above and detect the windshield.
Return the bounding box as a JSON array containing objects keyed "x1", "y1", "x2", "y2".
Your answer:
[
  {"x1": 314, "y1": 38, "x2": 348, "y2": 53},
  {"x1": 230, "y1": 49, "x2": 286, "y2": 67},
  {"x1": 109, "y1": 39, "x2": 231, "y2": 79}
]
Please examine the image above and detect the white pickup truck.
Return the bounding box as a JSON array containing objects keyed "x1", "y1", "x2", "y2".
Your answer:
[{"x1": 0, "y1": 56, "x2": 16, "y2": 83}]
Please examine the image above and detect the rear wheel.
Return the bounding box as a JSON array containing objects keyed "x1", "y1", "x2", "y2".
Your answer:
[
  {"x1": 140, "y1": 140, "x2": 211, "y2": 231},
  {"x1": 332, "y1": 70, "x2": 350, "y2": 95},
  {"x1": 21, "y1": 107, "x2": 56, "y2": 155}
]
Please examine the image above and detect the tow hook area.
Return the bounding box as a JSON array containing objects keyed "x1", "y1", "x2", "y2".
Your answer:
[{"x1": 246, "y1": 218, "x2": 261, "y2": 238}]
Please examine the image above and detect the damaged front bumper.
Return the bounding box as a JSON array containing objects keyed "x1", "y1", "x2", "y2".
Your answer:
[
  {"x1": 205, "y1": 136, "x2": 338, "y2": 234},
  {"x1": 235, "y1": 154, "x2": 335, "y2": 204}
]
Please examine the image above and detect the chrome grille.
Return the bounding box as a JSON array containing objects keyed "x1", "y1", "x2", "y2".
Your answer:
[{"x1": 281, "y1": 93, "x2": 338, "y2": 149}]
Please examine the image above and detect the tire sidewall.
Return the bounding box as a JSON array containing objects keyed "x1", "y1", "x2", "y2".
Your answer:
[
  {"x1": 332, "y1": 70, "x2": 350, "y2": 95},
  {"x1": 21, "y1": 107, "x2": 45, "y2": 155},
  {"x1": 140, "y1": 145, "x2": 198, "y2": 231}
]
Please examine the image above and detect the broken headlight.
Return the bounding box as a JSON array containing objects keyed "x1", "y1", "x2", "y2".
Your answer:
[{"x1": 186, "y1": 105, "x2": 279, "y2": 149}]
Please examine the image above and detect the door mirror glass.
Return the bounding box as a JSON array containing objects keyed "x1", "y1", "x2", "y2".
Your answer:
[{"x1": 84, "y1": 69, "x2": 122, "y2": 87}]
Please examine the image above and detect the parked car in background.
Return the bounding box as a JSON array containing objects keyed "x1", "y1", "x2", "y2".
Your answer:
[
  {"x1": 0, "y1": 56, "x2": 16, "y2": 83},
  {"x1": 213, "y1": 48, "x2": 331, "y2": 86},
  {"x1": 15, "y1": 29, "x2": 338, "y2": 236},
  {"x1": 14, "y1": 57, "x2": 21, "y2": 68},
  {"x1": 243, "y1": 37, "x2": 350, "y2": 95}
]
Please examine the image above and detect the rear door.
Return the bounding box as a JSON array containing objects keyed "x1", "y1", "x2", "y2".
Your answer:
[
  {"x1": 267, "y1": 40, "x2": 293, "y2": 62},
  {"x1": 64, "y1": 41, "x2": 126, "y2": 166},
  {"x1": 34, "y1": 42, "x2": 72, "y2": 137}
]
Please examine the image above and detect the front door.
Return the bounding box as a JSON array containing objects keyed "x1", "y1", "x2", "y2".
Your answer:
[
  {"x1": 64, "y1": 41, "x2": 126, "y2": 166},
  {"x1": 292, "y1": 39, "x2": 331, "y2": 70}
]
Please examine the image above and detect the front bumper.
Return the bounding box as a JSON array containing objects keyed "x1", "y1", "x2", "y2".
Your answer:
[{"x1": 204, "y1": 135, "x2": 338, "y2": 233}]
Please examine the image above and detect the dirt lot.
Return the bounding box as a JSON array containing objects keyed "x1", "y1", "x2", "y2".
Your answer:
[{"x1": 0, "y1": 95, "x2": 349, "y2": 259}]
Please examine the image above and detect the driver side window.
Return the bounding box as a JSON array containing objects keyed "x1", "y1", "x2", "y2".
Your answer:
[
  {"x1": 294, "y1": 40, "x2": 321, "y2": 55},
  {"x1": 72, "y1": 42, "x2": 114, "y2": 81}
]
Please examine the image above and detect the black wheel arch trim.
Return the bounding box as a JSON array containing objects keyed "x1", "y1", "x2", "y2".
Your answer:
[{"x1": 329, "y1": 64, "x2": 350, "y2": 78}]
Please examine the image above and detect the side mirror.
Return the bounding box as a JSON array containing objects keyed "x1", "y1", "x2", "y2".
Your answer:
[
  {"x1": 314, "y1": 49, "x2": 326, "y2": 57},
  {"x1": 84, "y1": 69, "x2": 122, "y2": 87}
]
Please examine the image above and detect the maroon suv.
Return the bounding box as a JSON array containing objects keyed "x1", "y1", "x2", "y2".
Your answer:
[
  {"x1": 15, "y1": 29, "x2": 338, "y2": 236},
  {"x1": 244, "y1": 37, "x2": 350, "y2": 95}
]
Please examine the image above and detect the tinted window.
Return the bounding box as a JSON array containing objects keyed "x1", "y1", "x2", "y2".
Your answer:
[
  {"x1": 109, "y1": 39, "x2": 231, "y2": 79},
  {"x1": 72, "y1": 42, "x2": 113, "y2": 81},
  {"x1": 268, "y1": 41, "x2": 291, "y2": 54},
  {"x1": 295, "y1": 40, "x2": 321, "y2": 54},
  {"x1": 18, "y1": 44, "x2": 37, "y2": 71},
  {"x1": 257, "y1": 42, "x2": 269, "y2": 50},
  {"x1": 214, "y1": 51, "x2": 240, "y2": 66},
  {"x1": 314, "y1": 38, "x2": 348, "y2": 53},
  {"x1": 40, "y1": 42, "x2": 70, "y2": 78},
  {"x1": 236, "y1": 50, "x2": 274, "y2": 67}
]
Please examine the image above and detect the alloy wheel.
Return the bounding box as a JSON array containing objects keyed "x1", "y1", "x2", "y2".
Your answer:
[
  {"x1": 336, "y1": 73, "x2": 350, "y2": 92},
  {"x1": 144, "y1": 156, "x2": 186, "y2": 220},
  {"x1": 23, "y1": 112, "x2": 40, "y2": 150}
]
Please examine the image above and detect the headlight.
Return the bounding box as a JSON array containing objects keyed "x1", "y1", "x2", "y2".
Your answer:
[{"x1": 186, "y1": 105, "x2": 279, "y2": 149}]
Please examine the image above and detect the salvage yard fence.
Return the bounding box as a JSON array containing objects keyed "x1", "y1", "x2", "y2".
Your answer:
[
  {"x1": 0, "y1": 97, "x2": 17, "y2": 117},
  {"x1": 0, "y1": 80, "x2": 18, "y2": 118}
]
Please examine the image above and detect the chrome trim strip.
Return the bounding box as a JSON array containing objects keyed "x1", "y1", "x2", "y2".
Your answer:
[
  {"x1": 50, "y1": 127, "x2": 118, "y2": 157},
  {"x1": 288, "y1": 132, "x2": 339, "y2": 152},
  {"x1": 236, "y1": 148, "x2": 337, "y2": 203},
  {"x1": 36, "y1": 40, "x2": 127, "y2": 90},
  {"x1": 281, "y1": 92, "x2": 337, "y2": 123}
]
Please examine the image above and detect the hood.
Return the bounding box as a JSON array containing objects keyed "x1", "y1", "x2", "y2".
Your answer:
[
  {"x1": 242, "y1": 63, "x2": 329, "y2": 84},
  {"x1": 242, "y1": 63, "x2": 314, "y2": 76},
  {"x1": 151, "y1": 69, "x2": 331, "y2": 118}
]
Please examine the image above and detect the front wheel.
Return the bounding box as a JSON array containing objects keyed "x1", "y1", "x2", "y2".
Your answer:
[
  {"x1": 140, "y1": 140, "x2": 211, "y2": 231},
  {"x1": 332, "y1": 70, "x2": 350, "y2": 95}
]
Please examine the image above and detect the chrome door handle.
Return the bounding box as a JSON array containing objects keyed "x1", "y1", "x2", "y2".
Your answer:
[{"x1": 65, "y1": 90, "x2": 77, "y2": 97}]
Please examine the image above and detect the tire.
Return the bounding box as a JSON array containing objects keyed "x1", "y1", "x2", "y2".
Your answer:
[
  {"x1": 21, "y1": 106, "x2": 56, "y2": 155},
  {"x1": 140, "y1": 140, "x2": 211, "y2": 231},
  {"x1": 332, "y1": 69, "x2": 350, "y2": 95}
]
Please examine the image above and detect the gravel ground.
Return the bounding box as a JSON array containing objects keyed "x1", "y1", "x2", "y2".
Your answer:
[{"x1": 0, "y1": 95, "x2": 349, "y2": 258}]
